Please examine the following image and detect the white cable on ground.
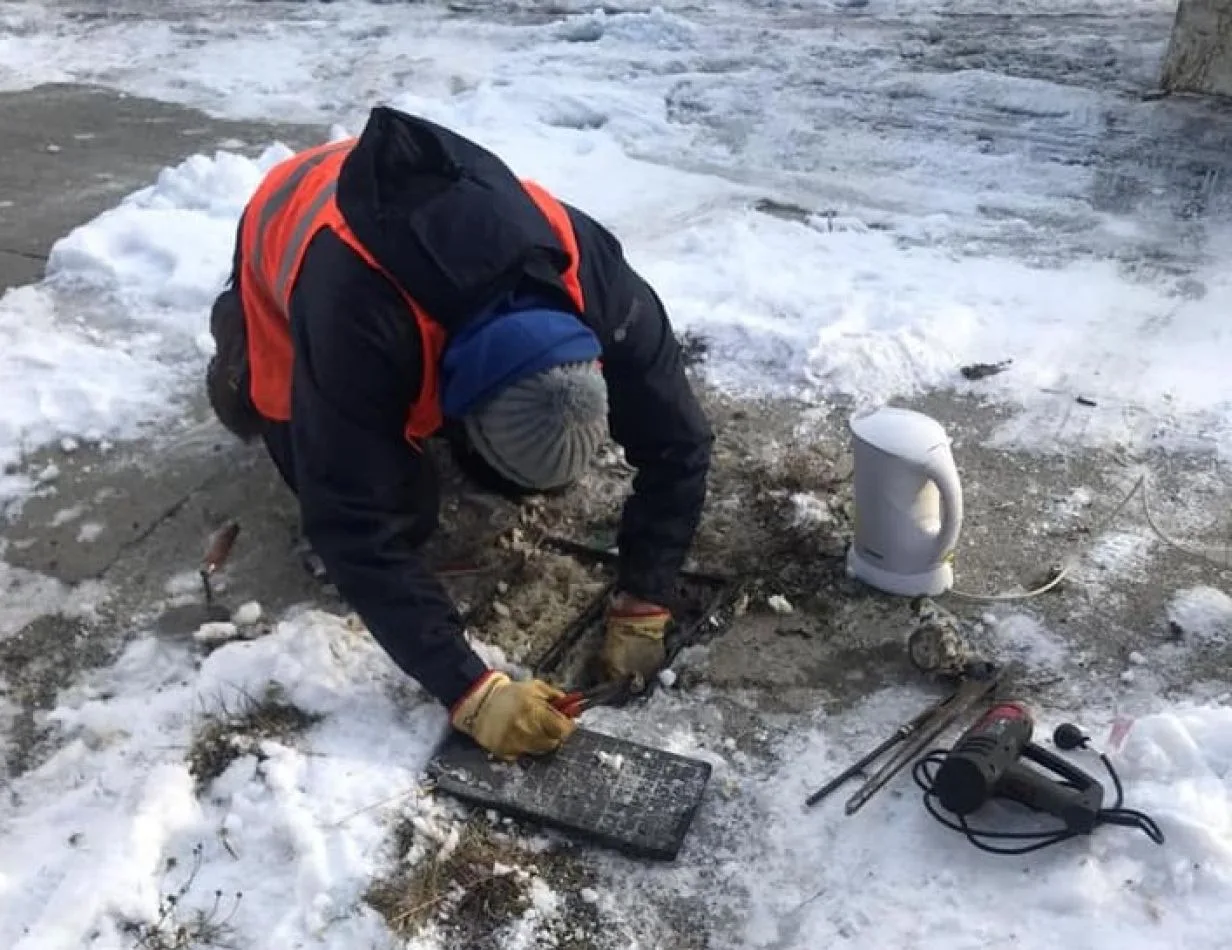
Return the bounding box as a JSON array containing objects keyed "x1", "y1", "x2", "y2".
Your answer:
[
  {"x1": 946, "y1": 470, "x2": 1232, "y2": 603},
  {"x1": 1139, "y1": 471, "x2": 1232, "y2": 571}
]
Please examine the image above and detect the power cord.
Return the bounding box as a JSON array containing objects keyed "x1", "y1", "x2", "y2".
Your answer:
[
  {"x1": 948, "y1": 470, "x2": 1232, "y2": 602},
  {"x1": 911, "y1": 748, "x2": 1165, "y2": 855}
]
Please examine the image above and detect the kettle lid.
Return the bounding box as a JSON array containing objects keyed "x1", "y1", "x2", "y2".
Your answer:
[{"x1": 850, "y1": 407, "x2": 950, "y2": 463}]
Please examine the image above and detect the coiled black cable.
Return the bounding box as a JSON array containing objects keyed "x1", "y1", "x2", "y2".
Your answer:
[{"x1": 912, "y1": 750, "x2": 1165, "y2": 855}]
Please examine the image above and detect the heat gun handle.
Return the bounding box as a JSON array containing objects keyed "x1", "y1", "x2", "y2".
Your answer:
[{"x1": 999, "y1": 744, "x2": 1105, "y2": 834}]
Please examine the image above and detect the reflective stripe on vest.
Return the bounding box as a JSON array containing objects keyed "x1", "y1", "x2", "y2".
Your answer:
[
  {"x1": 238, "y1": 142, "x2": 587, "y2": 444},
  {"x1": 247, "y1": 141, "x2": 352, "y2": 309}
]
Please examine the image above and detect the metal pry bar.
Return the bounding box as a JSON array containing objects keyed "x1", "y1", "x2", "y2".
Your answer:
[{"x1": 805, "y1": 698, "x2": 947, "y2": 808}]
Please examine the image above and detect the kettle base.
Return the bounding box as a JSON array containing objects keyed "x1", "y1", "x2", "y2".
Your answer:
[{"x1": 846, "y1": 547, "x2": 954, "y2": 598}]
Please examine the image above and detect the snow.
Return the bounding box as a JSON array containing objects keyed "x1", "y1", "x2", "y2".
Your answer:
[
  {"x1": 766, "y1": 594, "x2": 795, "y2": 615},
  {"x1": 0, "y1": 558, "x2": 105, "y2": 640},
  {"x1": 0, "y1": 609, "x2": 449, "y2": 950},
  {"x1": 698, "y1": 696, "x2": 1232, "y2": 950},
  {"x1": 986, "y1": 612, "x2": 1071, "y2": 673},
  {"x1": 191, "y1": 620, "x2": 239, "y2": 644},
  {"x1": 232, "y1": 600, "x2": 264, "y2": 626},
  {"x1": 6, "y1": 602, "x2": 1230, "y2": 949},
  {"x1": 75, "y1": 521, "x2": 104, "y2": 543}
]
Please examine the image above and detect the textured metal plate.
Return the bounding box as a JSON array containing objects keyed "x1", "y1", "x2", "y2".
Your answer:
[{"x1": 428, "y1": 727, "x2": 712, "y2": 860}]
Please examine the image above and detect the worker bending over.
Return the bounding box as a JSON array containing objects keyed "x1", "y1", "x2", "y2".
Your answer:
[{"x1": 205, "y1": 106, "x2": 713, "y2": 760}]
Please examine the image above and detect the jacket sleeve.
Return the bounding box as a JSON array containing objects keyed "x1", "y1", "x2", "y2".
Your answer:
[
  {"x1": 285, "y1": 231, "x2": 488, "y2": 708},
  {"x1": 565, "y1": 207, "x2": 715, "y2": 604}
]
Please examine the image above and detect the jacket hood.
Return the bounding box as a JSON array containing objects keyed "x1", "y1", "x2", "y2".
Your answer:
[{"x1": 333, "y1": 106, "x2": 577, "y2": 333}]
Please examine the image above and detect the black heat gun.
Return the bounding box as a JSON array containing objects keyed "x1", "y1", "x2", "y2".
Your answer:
[{"x1": 913, "y1": 701, "x2": 1165, "y2": 854}]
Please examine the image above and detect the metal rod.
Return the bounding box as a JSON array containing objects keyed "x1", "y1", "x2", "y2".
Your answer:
[
  {"x1": 843, "y1": 672, "x2": 1000, "y2": 816},
  {"x1": 805, "y1": 695, "x2": 951, "y2": 808},
  {"x1": 540, "y1": 535, "x2": 732, "y2": 586},
  {"x1": 532, "y1": 580, "x2": 617, "y2": 677},
  {"x1": 806, "y1": 732, "x2": 907, "y2": 808}
]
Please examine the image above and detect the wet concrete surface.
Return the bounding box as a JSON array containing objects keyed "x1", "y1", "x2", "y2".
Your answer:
[{"x1": 0, "y1": 83, "x2": 320, "y2": 290}]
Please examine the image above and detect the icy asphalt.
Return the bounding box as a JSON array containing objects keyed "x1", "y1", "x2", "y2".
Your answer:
[{"x1": 4, "y1": 1, "x2": 1232, "y2": 947}]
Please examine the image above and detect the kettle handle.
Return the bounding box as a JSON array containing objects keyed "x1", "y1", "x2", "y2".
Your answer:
[{"x1": 923, "y1": 451, "x2": 963, "y2": 562}]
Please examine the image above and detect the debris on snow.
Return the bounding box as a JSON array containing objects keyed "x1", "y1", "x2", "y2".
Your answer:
[
  {"x1": 192, "y1": 620, "x2": 239, "y2": 644},
  {"x1": 230, "y1": 600, "x2": 262, "y2": 626},
  {"x1": 367, "y1": 818, "x2": 596, "y2": 948},
  {"x1": 960, "y1": 359, "x2": 1012, "y2": 381},
  {"x1": 1167, "y1": 586, "x2": 1232, "y2": 644},
  {"x1": 1128, "y1": 651, "x2": 1146, "y2": 665},
  {"x1": 767, "y1": 594, "x2": 794, "y2": 615},
  {"x1": 185, "y1": 681, "x2": 322, "y2": 791},
  {"x1": 595, "y1": 750, "x2": 625, "y2": 772}
]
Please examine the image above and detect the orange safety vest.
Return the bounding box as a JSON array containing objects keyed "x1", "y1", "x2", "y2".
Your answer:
[{"x1": 238, "y1": 139, "x2": 586, "y2": 443}]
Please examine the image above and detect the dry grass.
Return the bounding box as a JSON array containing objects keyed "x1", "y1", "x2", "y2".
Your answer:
[
  {"x1": 186, "y1": 682, "x2": 322, "y2": 792},
  {"x1": 120, "y1": 844, "x2": 244, "y2": 949},
  {"x1": 366, "y1": 818, "x2": 608, "y2": 950}
]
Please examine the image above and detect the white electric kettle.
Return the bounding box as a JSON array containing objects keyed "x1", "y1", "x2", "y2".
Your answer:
[{"x1": 845, "y1": 407, "x2": 963, "y2": 597}]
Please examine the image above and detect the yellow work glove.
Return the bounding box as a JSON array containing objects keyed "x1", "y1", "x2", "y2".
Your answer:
[
  {"x1": 599, "y1": 601, "x2": 671, "y2": 681},
  {"x1": 449, "y1": 671, "x2": 577, "y2": 761}
]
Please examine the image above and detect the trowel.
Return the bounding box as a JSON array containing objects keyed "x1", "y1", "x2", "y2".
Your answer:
[{"x1": 154, "y1": 520, "x2": 242, "y2": 639}]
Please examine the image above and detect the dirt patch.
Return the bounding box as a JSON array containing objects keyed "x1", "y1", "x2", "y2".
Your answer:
[
  {"x1": 186, "y1": 682, "x2": 322, "y2": 792},
  {"x1": 0, "y1": 611, "x2": 116, "y2": 778},
  {"x1": 518, "y1": 386, "x2": 856, "y2": 604},
  {"x1": 366, "y1": 817, "x2": 616, "y2": 950}
]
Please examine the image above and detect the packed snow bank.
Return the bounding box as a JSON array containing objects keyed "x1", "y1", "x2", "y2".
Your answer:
[
  {"x1": 374, "y1": 76, "x2": 1232, "y2": 457},
  {"x1": 0, "y1": 144, "x2": 291, "y2": 506},
  {"x1": 0, "y1": 609, "x2": 450, "y2": 950},
  {"x1": 45, "y1": 148, "x2": 278, "y2": 313},
  {"x1": 707, "y1": 696, "x2": 1232, "y2": 950}
]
